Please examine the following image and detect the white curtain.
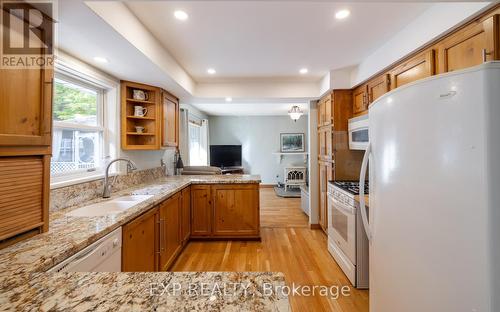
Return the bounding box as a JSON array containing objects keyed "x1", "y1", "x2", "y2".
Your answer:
[
  {"x1": 179, "y1": 108, "x2": 190, "y2": 166},
  {"x1": 52, "y1": 129, "x2": 63, "y2": 161},
  {"x1": 200, "y1": 119, "x2": 209, "y2": 165}
]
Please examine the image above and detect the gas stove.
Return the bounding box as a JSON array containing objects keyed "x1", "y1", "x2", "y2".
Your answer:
[{"x1": 331, "y1": 181, "x2": 369, "y2": 196}]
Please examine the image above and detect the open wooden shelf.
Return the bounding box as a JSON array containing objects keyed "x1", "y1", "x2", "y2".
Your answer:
[
  {"x1": 121, "y1": 81, "x2": 161, "y2": 150},
  {"x1": 126, "y1": 116, "x2": 156, "y2": 120},
  {"x1": 125, "y1": 98, "x2": 156, "y2": 105},
  {"x1": 126, "y1": 132, "x2": 156, "y2": 136}
]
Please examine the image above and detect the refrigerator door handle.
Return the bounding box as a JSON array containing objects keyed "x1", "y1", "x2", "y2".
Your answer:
[{"x1": 359, "y1": 142, "x2": 371, "y2": 241}]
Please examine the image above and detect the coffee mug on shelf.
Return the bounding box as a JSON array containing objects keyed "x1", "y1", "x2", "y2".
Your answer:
[
  {"x1": 135, "y1": 126, "x2": 145, "y2": 134},
  {"x1": 132, "y1": 89, "x2": 149, "y2": 101},
  {"x1": 134, "y1": 106, "x2": 148, "y2": 117}
]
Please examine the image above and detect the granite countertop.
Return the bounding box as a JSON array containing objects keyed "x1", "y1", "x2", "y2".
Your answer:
[
  {"x1": 0, "y1": 174, "x2": 261, "y2": 276},
  {"x1": 1, "y1": 272, "x2": 289, "y2": 311},
  {"x1": 0, "y1": 175, "x2": 287, "y2": 311}
]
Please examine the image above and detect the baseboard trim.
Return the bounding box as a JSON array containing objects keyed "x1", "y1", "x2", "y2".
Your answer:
[
  {"x1": 310, "y1": 224, "x2": 321, "y2": 230},
  {"x1": 259, "y1": 184, "x2": 276, "y2": 188}
]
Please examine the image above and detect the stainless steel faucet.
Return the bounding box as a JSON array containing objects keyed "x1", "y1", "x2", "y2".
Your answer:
[{"x1": 102, "y1": 158, "x2": 137, "y2": 198}]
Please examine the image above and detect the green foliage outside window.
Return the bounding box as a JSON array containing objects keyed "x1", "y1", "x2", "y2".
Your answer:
[{"x1": 53, "y1": 81, "x2": 97, "y2": 122}]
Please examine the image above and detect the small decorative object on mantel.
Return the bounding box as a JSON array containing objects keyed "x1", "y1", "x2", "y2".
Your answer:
[
  {"x1": 280, "y1": 133, "x2": 305, "y2": 153},
  {"x1": 288, "y1": 105, "x2": 303, "y2": 122}
]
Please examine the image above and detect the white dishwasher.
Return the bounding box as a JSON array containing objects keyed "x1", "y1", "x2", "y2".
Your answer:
[{"x1": 48, "y1": 227, "x2": 122, "y2": 272}]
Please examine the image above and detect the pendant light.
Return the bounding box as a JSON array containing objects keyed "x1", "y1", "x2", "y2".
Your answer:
[{"x1": 288, "y1": 105, "x2": 303, "y2": 122}]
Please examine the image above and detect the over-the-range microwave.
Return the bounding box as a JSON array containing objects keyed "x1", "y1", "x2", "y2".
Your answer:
[{"x1": 348, "y1": 114, "x2": 369, "y2": 150}]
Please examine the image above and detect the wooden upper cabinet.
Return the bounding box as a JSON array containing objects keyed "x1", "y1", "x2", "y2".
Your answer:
[
  {"x1": 0, "y1": 69, "x2": 53, "y2": 147},
  {"x1": 122, "y1": 206, "x2": 159, "y2": 272},
  {"x1": 317, "y1": 126, "x2": 333, "y2": 161},
  {"x1": 159, "y1": 193, "x2": 182, "y2": 271},
  {"x1": 317, "y1": 94, "x2": 332, "y2": 128},
  {"x1": 437, "y1": 15, "x2": 499, "y2": 73},
  {"x1": 161, "y1": 90, "x2": 179, "y2": 148},
  {"x1": 191, "y1": 185, "x2": 212, "y2": 237},
  {"x1": 121, "y1": 81, "x2": 161, "y2": 150},
  {"x1": 390, "y1": 50, "x2": 436, "y2": 89},
  {"x1": 368, "y1": 74, "x2": 390, "y2": 103},
  {"x1": 352, "y1": 84, "x2": 368, "y2": 116}
]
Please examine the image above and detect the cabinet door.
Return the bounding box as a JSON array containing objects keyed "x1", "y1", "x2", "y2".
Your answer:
[
  {"x1": 212, "y1": 184, "x2": 259, "y2": 237},
  {"x1": 437, "y1": 15, "x2": 498, "y2": 73},
  {"x1": 317, "y1": 100, "x2": 324, "y2": 127},
  {"x1": 161, "y1": 91, "x2": 179, "y2": 147},
  {"x1": 352, "y1": 85, "x2": 368, "y2": 116},
  {"x1": 318, "y1": 127, "x2": 333, "y2": 161},
  {"x1": 390, "y1": 50, "x2": 435, "y2": 89},
  {"x1": 191, "y1": 185, "x2": 212, "y2": 237},
  {"x1": 159, "y1": 193, "x2": 181, "y2": 271},
  {"x1": 0, "y1": 68, "x2": 53, "y2": 146},
  {"x1": 323, "y1": 94, "x2": 332, "y2": 126},
  {"x1": 181, "y1": 186, "x2": 191, "y2": 244},
  {"x1": 368, "y1": 74, "x2": 390, "y2": 103},
  {"x1": 122, "y1": 207, "x2": 158, "y2": 272},
  {"x1": 0, "y1": 156, "x2": 49, "y2": 241},
  {"x1": 318, "y1": 162, "x2": 328, "y2": 232}
]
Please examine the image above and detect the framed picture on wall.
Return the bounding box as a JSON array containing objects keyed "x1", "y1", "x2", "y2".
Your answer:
[{"x1": 280, "y1": 133, "x2": 305, "y2": 153}]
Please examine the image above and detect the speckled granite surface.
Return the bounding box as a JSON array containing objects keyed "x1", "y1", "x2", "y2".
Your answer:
[
  {"x1": 1, "y1": 272, "x2": 288, "y2": 311},
  {"x1": 0, "y1": 174, "x2": 290, "y2": 311}
]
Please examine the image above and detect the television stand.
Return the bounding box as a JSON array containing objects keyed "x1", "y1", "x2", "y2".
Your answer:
[{"x1": 220, "y1": 166, "x2": 244, "y2": 174}]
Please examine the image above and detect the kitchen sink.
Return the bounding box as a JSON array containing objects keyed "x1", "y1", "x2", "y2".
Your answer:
[{"x1": 67, "y1": 195, "x2": 154, "y2": 217}]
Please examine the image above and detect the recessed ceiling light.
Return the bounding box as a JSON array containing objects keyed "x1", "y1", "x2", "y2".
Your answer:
[
  {"x1": 93, "y1": 56, "x2": 108, "y2": 63},
  {"x1": 174, "y1": 10, "x2": 188, "y2": 21},
  {"x1": 207, "y1": 68, "x2": 216, "y2": 75},
  {"x1": 299, "y1": 68, "x2": 308, "y2": 74},
  {"x1": 225, "y1": 97, "x2": 232, "y2": 102},
  {"x1": 335, "y1": 9, "x2": 350, "y2": 20}
]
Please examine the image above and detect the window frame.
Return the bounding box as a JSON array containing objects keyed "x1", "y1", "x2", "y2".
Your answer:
[{"x1": 51, "y1": 72, "x2": 106, "y2": 178}]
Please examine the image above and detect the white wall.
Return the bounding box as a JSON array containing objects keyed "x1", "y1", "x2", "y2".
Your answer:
[
  {"x1": 308, "y1": 101, "x2": 318, "y2": 225},
  {"x1": 209, "y1": 116, "x2": 308, "y2": 184}
]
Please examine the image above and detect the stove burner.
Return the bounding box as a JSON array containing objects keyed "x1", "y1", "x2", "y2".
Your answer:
[{"x1": 332, "y1": 181, "x2": 369, "y2": 195}]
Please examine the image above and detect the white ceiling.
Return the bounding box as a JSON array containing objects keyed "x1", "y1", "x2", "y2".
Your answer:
[
  {"x1": 126, "y1": 1, "x2": 431, "y2": 81},
  {"x1": 192, "y1": 102, "x2": 309, "y2": 117}
]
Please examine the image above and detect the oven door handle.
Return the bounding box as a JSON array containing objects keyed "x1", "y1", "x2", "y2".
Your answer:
[
  {"x1": 332, "y1": 197, "x2": 356, "y2": 215},
  {"x1": 359, "y1": 142, "x2": 371, "y2": 241}
]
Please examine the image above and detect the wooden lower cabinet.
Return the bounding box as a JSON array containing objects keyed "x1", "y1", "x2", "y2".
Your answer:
[
  {"x1": 191, "y1": 184, "x2": 260, "y2": 239},
  {"x1": 159, "y1": 193, "x2": 182, "y2": 271},
  {"x1": 191, "y1": 185, "x2": 212, "y2": 237},
  {"x1": 180, "y1": 186, "x2": 191, "y2": 245},
  {"x1": 212, "y1": 184, "x2": 260, "y2": 237},
  {"x1": 318, "y1": 161, "x2": 333, "y2": 233},
  {"x1": 122, "y1": 206, "x2": 159, "y2": 272}
]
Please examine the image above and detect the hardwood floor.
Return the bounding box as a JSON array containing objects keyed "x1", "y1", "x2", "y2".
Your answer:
[{"x1": 171, "y1": 188, "x2": 369, "y2": 312}]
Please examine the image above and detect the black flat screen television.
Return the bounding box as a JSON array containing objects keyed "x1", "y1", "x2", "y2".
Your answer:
[{"x1": 210, "y1": 145, "x2": 242, "y2": 168}]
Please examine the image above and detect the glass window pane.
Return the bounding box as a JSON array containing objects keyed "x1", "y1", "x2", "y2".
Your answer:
[
  {"x1": 51, "y1": 130, "x2": 101, "y2": 175},
  {"x1": 53, "y1": 78, "x2": 98, "y2": 126}
]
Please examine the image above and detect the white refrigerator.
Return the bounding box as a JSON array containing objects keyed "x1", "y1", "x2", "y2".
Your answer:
[{"x1": 358, "y1": 62, "x2": 500, "y2": 312}]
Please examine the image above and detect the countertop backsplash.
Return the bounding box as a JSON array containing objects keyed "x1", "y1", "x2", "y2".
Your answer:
[{"x1": 50, "y1": 167, "x2": 167, "y2": 212}]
